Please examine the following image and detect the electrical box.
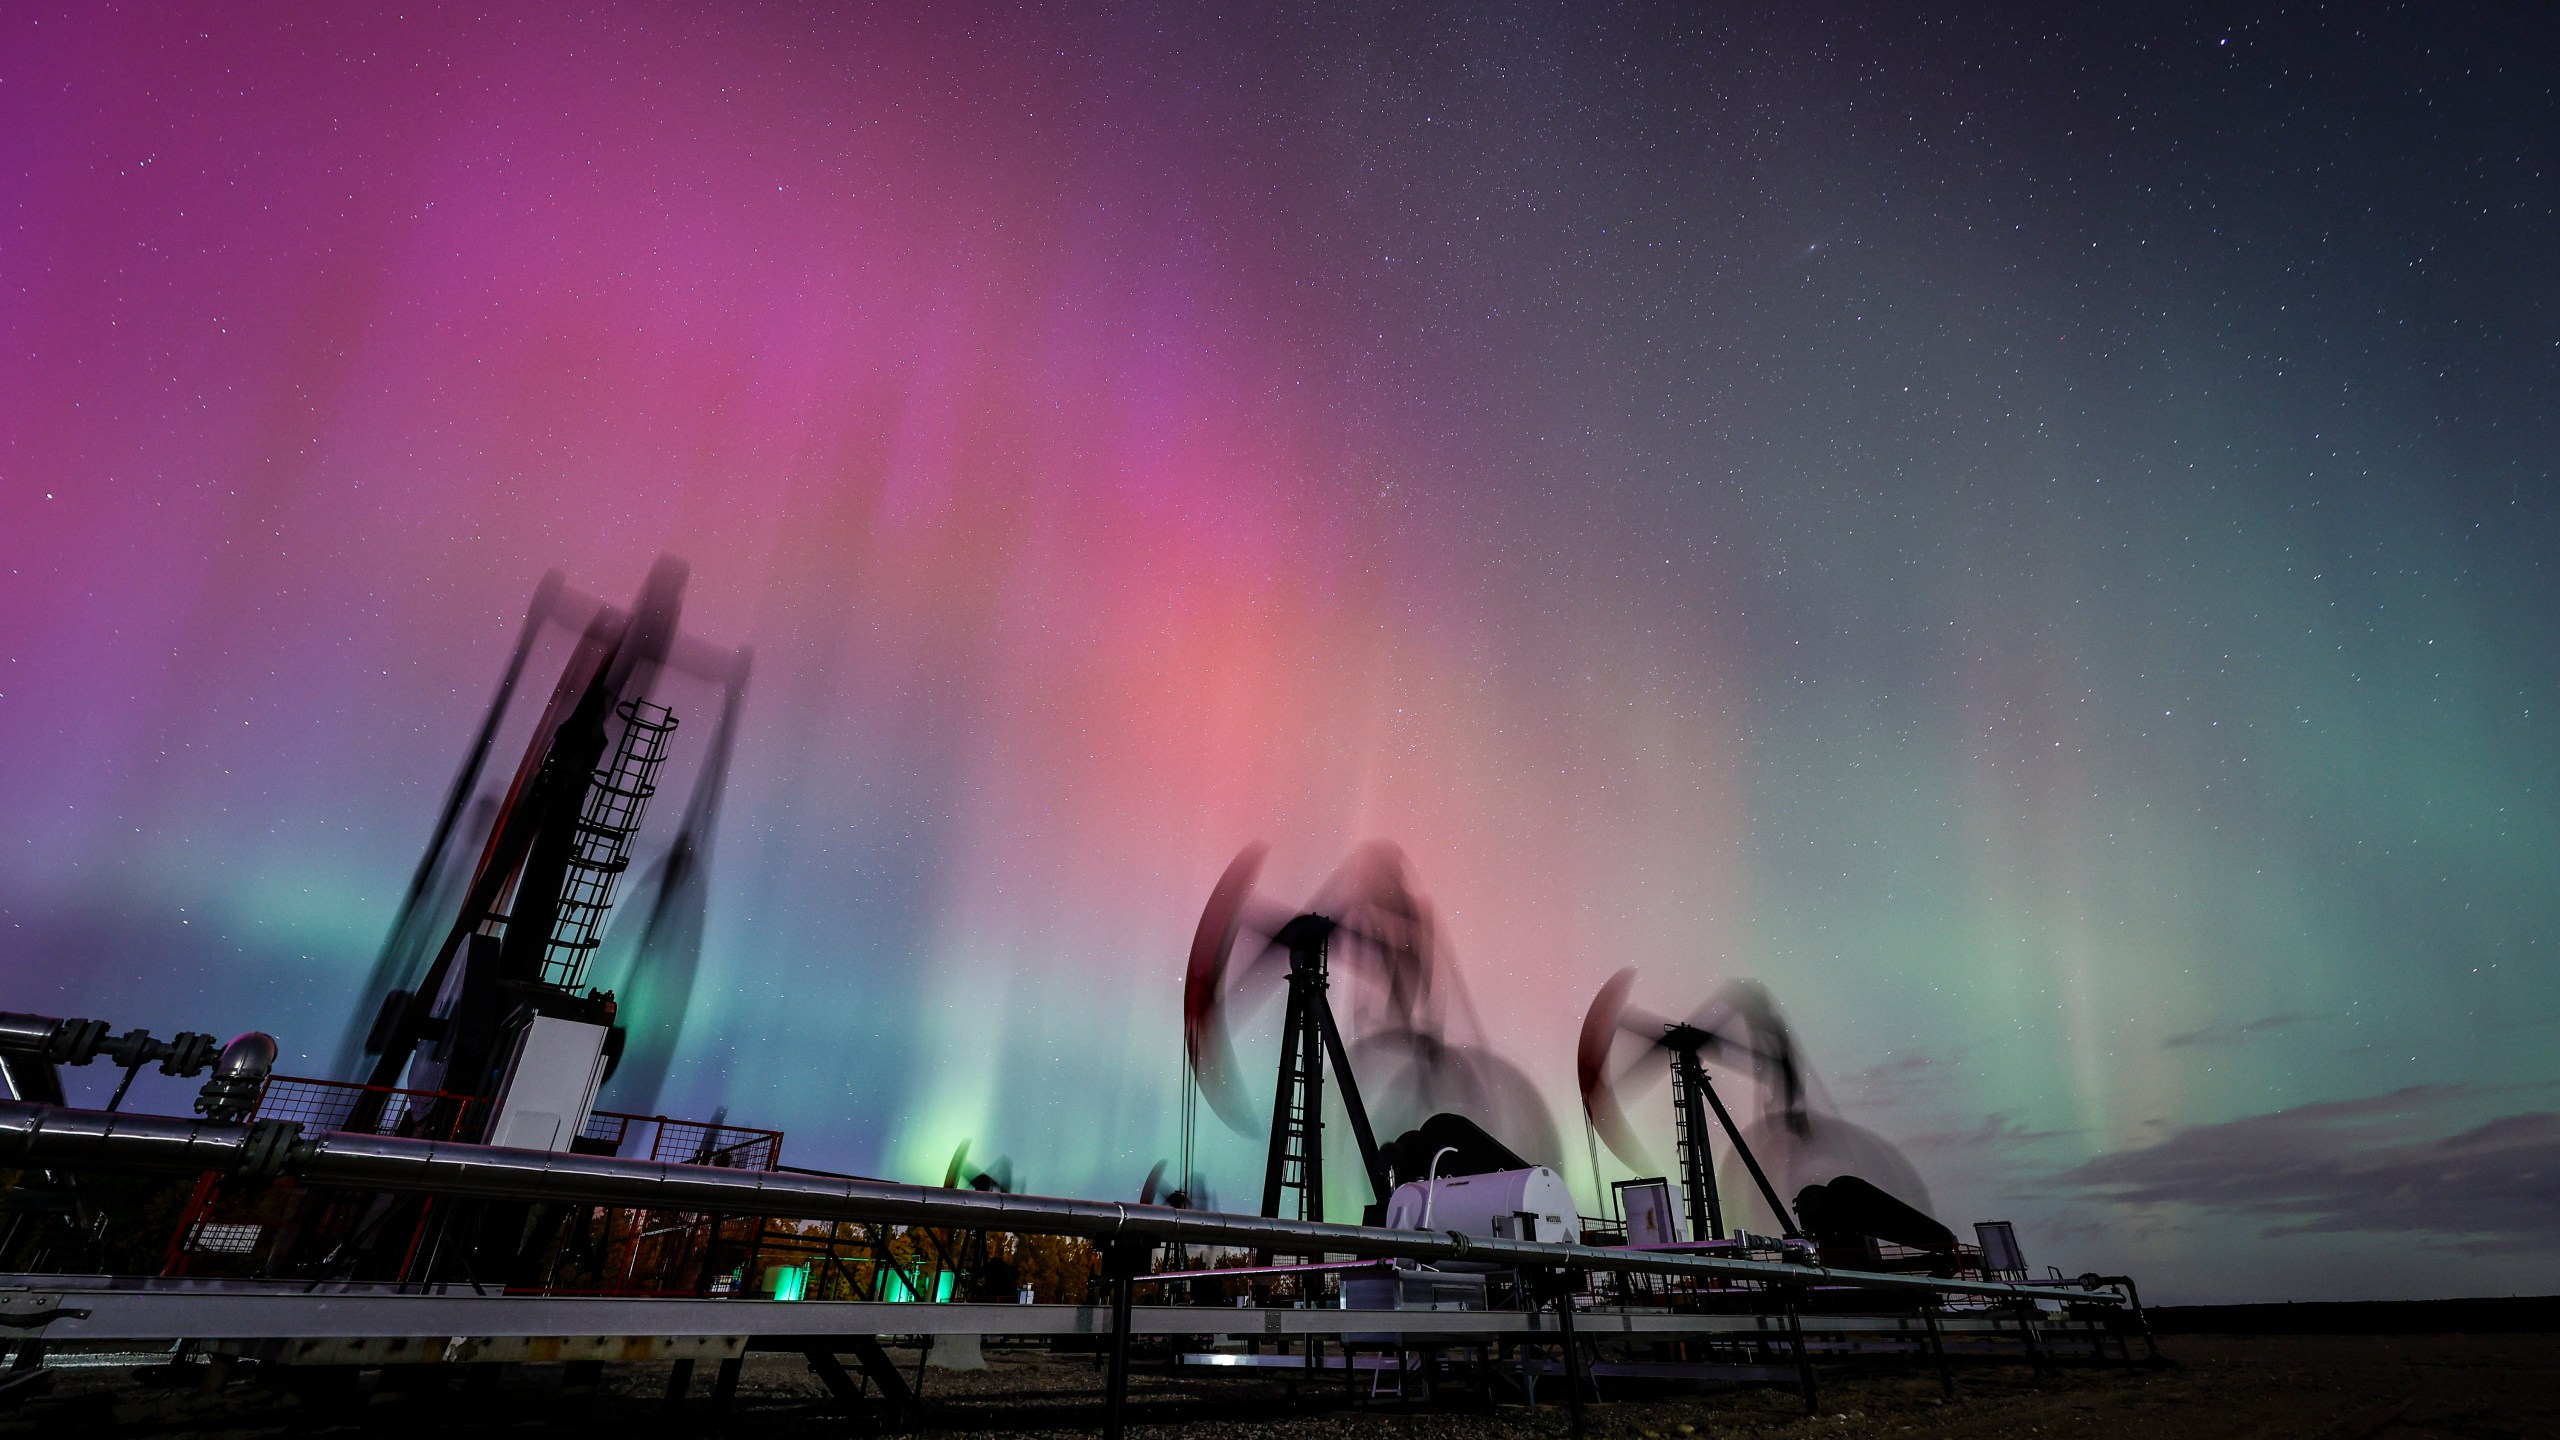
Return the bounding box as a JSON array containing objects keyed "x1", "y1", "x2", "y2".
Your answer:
[
  {"x1": 1344, "y1": 1266, "x2": 1488, "y2": 1345},
  {"x1": 1344, "y1": 1268, "x2": 1487, "y2": 1312},
  {"x1": 1975, "y1": 1220, "x2": 2027, "y2": 1278},
  {"x1": 486, "y1": 1015, "x2": 611, "y2": 1152},
  {"x1": 1615, "y1": 1177, "x2": 1679, "y2": 1247}
]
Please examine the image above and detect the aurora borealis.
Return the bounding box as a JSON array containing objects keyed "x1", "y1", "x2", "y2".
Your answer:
[{"x1": 2, "y1": 5, "x2": 2554, "y2": 1303}]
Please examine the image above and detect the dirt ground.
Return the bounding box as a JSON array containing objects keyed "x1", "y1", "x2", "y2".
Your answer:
[{"x1": 2, "y1": 1333, "x2": 2553, "y2": 1438}]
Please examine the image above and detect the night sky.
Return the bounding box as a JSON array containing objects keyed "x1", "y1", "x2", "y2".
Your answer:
[{"x1": 3, "y1": 4, "x2": 2555, "y2": 1303}]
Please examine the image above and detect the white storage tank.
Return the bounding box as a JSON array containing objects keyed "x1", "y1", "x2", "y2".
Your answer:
[{"x1": 1381, "y1": 1166, "x2": 1580, "y2": 1245}]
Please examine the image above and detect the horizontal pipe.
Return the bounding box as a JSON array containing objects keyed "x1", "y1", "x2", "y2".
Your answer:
[
  {"x1": 0, "y1": 1102, "x2": 2113, "y2": 1307},
  {"x1": 0, "y1": 1013, "x2": 62, "y2": 1053}
]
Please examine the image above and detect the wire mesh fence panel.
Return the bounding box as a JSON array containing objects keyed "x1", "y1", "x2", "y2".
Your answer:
[
  {"x1": 254, "y1": 1075, "x2": 482, "y2": 1140},
  {"x1": 649, "y1": 1118, "x2": 783, "y2": 1171},
  {"x1": 581, "y1": 1110, "x2": 784, "y2": 1171},
  {"x1": 579, "y1": 1110, "x2": 634, "y2": 1153}
]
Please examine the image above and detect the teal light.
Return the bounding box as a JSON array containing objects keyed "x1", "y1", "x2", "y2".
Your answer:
[
  {"x1": 771, "y1": 1264, "x2": 808, "y2": 1302},
  {"x1": 933, "y1": 1271, "x2": 955, "y2": 1304},
  {"x1": 879, "y1": 1269, "x2": 914, "y2": 1303}
]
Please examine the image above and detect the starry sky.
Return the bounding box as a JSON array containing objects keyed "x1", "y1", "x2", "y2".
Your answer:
[{"x1": 2, "y1": 4, "x2": 2555, "y2": 1303}]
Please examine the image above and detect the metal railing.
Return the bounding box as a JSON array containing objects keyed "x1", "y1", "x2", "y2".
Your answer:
[
  {"x1": 579, "y1": 1109, "x2": 784, "y2": 1171},
  {"x1": 252, "y1": 1074, "x2": 484, "y2": 1142}
]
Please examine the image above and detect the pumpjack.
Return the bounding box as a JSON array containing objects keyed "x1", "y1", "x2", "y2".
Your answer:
[
  {"x1": 326, "y1": 557, "x2": 747, "y2": 1280},
  {"x1": 1184, "y1": 841, "x2": 1558, "y2": 1233},
  {"x1": 1578, "y1": 968, "x2": 1800, "y2": 1242},
  {"x1": 1185, "y1": 846, "x2": 1391, "y2": 1224}
]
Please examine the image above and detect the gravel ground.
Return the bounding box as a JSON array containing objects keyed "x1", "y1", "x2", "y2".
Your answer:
[{"x1": 1, "y1": 1333, "x2": 2552, "y2": 1438}]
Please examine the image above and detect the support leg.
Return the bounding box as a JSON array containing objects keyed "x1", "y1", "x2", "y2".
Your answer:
[
  {"x1": 2016, "y1": 1302, "x2": 2051, "y2": 1376},
  {"x1": 560, "y1": 1358, "x2": 603, "y2": 1403},
  {"x1": 0, "y1": 1350, "x2": 49, "y2": 1406},
  {"x1": 1099, "y1": 1235, "x2": 1153, "y2": 1440},
  {"x1": 663, "y1": 1357, "x2": 693, "y2": 1410},
  {"x1": 807, "y1": 1351, "x2": 866, "y2": 1410},
  {"x1": 1104, "y1": 1270, "x2": 1136, "y2": 1440},
  {"x1": 1922, "y1": 1306, "x2": 1955, "y2": 1400},
  {"x1": 2122, "y1": 1281, "x2": 2167, "y2": 1367},
  {"x1": 1785, "y1": 1293, "x2": 1819, "y2": 1415},
  {"x1": 1552, "y1": 1272, "x2": 1588, "y2": 1440},
  {"x1": 710, "y1": 1355, "x2": 742, "y2": 1413},
  {"x1": 195, "y1": 1352, "x2": 235, "y2": 1396},
  {"x1": 842, "y1": 1335, "x2": 914, "y2": 1414}
]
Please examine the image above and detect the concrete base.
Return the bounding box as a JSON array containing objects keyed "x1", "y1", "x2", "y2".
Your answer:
[{"x1": 924, "y1": 1332, "x2": 985, "y2": 1371}]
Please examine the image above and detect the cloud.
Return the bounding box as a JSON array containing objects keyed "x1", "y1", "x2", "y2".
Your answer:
[
  {"x1": 2160, "y1": 1012, "x2": 2311, "y2": 1049},
  {"x1": 1904, "y1": 1110, "x2": 2075, "y2": 1159},
  {"x1": 1834, "y1": 1049, "x2": 1977, "y2": 1112},
  {"x1": 2054, "y1": 1085, "x2": 2560, "y2": 1252}
]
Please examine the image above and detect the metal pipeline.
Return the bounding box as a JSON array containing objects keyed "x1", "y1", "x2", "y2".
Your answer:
[
  {"x1": 0, "y1": 1100, "x2": 2111, "y2": 1306},
  {"x1": 0, "y1": 1013, "x2": 64, "y2": 1054}
]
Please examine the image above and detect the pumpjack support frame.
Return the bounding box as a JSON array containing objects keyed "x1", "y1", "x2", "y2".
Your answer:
[{"x1": 1258, "y1": 916, "x2": 1388, "y2": 1228}]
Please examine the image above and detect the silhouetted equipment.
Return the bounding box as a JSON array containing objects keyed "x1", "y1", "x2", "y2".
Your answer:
[
  {"x1": 1139, "y1": 1159, "x2": 1208, "y2": 1211},
  {"x1": 926, "y1": 1140, "x2": 1019, "y2": 1301},
  {"x1": 1187, "y1": 842, "x2": 1554, "y2": 1228},
  {"x1": 1795, "y1": 1175, "x2": 1956, "y2": 1255},
  {"x1": 1268, "y1": 914, "x2": 1382, "y2": 1221},
  {"x1": 591, "y1": 647, "x2": 750, "y2": 1115},
  {"x1": 1185, "y1": 845, "x2": 1386, "y2": 1224},
  {"x1": 294, "y1": 559, "x2": 751, "y2": 1283},
  {"x1": 1138, "y1": 1159, "x2": 1206, "y2": 1271},
  {"x1": 1379, "y1": 1111, "x2": 1529, "y2": 1183},
  {"x1": 1580, "y1": 970, "x2": 1966, "y2": 1260},
  {"x1": 1578, "y1": 968, "x2": 1799, "y2": 1241},
  {"x1": 348, "y1": 560, "x2": 748, "y2": 1134},
  {"x1": 944, "y1": 1139, "x2": 1015, "y2": 1195},
  {"x1": 0, "y1": 1012, "x2": 225, "y2": 1271}
]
